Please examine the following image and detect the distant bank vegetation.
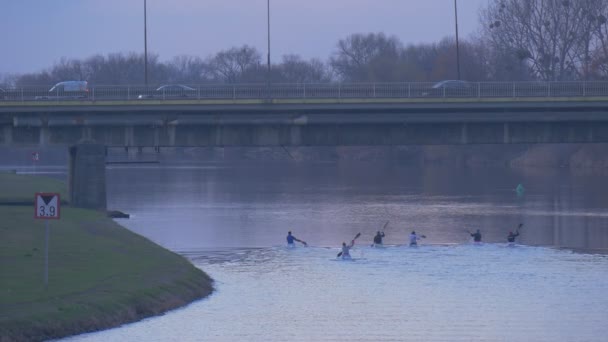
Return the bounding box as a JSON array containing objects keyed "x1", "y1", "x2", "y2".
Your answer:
[{"x1": 5, "y1": 0, "x2": 608, "y2": 86}]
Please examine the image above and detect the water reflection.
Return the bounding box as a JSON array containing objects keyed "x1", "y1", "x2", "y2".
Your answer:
[{"x1": 106, "y1": 163, "x2": 608, "y2": 252}]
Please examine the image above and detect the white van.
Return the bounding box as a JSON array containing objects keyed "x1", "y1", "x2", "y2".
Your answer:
[{"x1": 36, "y1": 81, "x2": 89, "y2": 100}]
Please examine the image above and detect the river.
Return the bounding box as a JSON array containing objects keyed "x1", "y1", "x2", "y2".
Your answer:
[{"x1": 60, "y1": 163, "x2": 608, "y2": 341}]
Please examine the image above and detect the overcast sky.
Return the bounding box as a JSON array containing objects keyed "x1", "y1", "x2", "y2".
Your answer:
[{"x1": 0, "y1": 0, "x2": 488, "y2": 74}]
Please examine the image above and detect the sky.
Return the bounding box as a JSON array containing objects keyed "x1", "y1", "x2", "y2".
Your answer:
[{"x1": 0, "y1": 0, "x2": 488, "y2": 74}]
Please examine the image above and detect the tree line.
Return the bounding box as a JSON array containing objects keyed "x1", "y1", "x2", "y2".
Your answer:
[{"x1": 5, "y1": 0, "x2": 608, "y2": 86}]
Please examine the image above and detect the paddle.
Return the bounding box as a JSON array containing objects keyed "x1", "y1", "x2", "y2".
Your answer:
[
  {"x1": 337, "y1": 232, "x2": 361, "y2": 257},
  {"x1": 294, "y1": 237, "x2": 308, "y2": 246},
  {"x1": 510, "y1": 223, "x2": 523, "y2": 242},
  {"x1": 382, "y1": 221, "x2": 390, "y2": 231}
]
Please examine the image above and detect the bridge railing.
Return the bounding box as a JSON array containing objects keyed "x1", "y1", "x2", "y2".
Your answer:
[{"x1": 3, "y1": 81, "x2": 608, "y2": 102}]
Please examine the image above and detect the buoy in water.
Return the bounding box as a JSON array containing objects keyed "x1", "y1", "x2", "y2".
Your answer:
[{"x1": 515, "y1": 183, "x2": 525, "y2": 196}]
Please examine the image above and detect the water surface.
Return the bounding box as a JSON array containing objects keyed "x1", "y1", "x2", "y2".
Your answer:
[{"x1": 64, "y1": 163, "x2": 608, "y2": 341}]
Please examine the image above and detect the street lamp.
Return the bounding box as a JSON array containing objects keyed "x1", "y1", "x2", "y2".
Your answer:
[
  {"x1": 144, "y1": 0, "x2": 149, "y2": 85},
  {"x1": 267, "y1": 0, "x2": 271, "y2": 94},
  {"x1": 454, "y1": 0, "x2": 461, "y2": 80}
]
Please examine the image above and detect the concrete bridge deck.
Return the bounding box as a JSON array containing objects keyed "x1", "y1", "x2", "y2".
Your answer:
[{"x1": 2, "y1": 96, "x2": 608, "y2": 147}]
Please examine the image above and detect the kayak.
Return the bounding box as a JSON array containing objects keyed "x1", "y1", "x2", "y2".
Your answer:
[
  {"x1": 332, "y1": 257, "x2": 366, "y2": 262},
  {"x1": 371, "y1": 243, "x2": 387, "y2": 248}
]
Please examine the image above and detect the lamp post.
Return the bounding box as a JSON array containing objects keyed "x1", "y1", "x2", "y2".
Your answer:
[
  {"x1": 144, "y1": 0, "x2": 149, "y2": 85},
  {"x1": 454, "y1": 0, "x2": 461, "y2": 80},
  {"x1": 267, "y1": 0, "x2": 271, "y2": 96}
]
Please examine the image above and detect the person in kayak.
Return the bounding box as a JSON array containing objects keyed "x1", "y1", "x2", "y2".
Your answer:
[
  {"x1": 341, "y1": 239, "x2": 356, "y2": 259},
  {"x1": 409, "y1": 231, "x2": 424, "y2": 246},
  {"x1": 373, "y1": 231, "x2": 385, "y2": 245},
  {"x1": 286, "y1": 231, "x2": 307, "y2": 246},
  {"x1": 507, "y1": 231, "x2": 519, "y2": 243},
  {"x1": 507, "y1": 223, "x2": 523, "y2": 243},
  {"x1": 469, "y1": 229, "x2": 482, "y2": 243}
]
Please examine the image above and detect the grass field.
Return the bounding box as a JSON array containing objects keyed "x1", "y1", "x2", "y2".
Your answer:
[
  {"x1": 0, "y1": 172, "x2": 68, "y2": 204},
  {"x1": 0, "y1": 174, "x2": 213, "y2": 342}
]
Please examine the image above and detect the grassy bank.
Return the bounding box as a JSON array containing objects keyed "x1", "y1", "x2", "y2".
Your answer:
[
  {"x1": 0, "y1": 174, "x2": 213, "y2": 342},
  {"x1": 0, "y1": 172, "x2": 67, "y2": 204}
]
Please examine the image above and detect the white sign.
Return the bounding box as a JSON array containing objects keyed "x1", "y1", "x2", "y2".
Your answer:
[
  {"x1": 34, "y1": 193, "x2": 61, "y2": 219},
  {"x1": 32, "y1": 152, "x2": 39, "y2": 162}
]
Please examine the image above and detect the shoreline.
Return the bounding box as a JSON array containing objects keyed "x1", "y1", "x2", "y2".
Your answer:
[{"x1": 0, "y1": 173, "x2": 214, "y2": 342}]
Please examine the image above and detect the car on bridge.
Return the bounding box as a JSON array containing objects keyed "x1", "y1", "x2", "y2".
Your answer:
[
  {"x1": 137, "y1": 84, "x2": 196, "y2": 99},
  {"x1": 35, "y1": 81, "x2": 89, "y2": 100},
  {"x1": 422, "y1": 80, "x2": 474, "y2": 97}
]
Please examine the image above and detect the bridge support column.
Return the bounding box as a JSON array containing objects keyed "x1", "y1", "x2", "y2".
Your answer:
[
  {"x1": 503, "y1": 123, "x2": 510, "y2": 144},
  {"x1": 290, "y1": 126, "x2": 302, "y2": 145},
  {"x1": 215, "y1": 126, "x2": 223, "y2": 146},
  {"x1": 39, "y1": 126, "x2": 50, "y2": 145},
  {"x1": 3, "y1": 126, "x2": 12, "y2": 145},
  {"x1": 168, "y1": 125, "x2": 176, "y2": 146},
  {"x1": 125, "y1": 126, "x2": 134, "y2": 147},
  {"x1": 68, "y1": 142, "x2": 107, "y2": 210},
  {"x1": 154, "y1": 127, "x2": 160, "y2": 148},
  {"x1": 81, "y1": 126, "x2": 93, "y2": 141},
  {"x1": 460, "y1": 124, "x2": 468, "y2": 144}
]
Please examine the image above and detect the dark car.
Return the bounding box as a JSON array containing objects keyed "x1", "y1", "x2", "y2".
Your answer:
[
  {"x1": 422, "y1": 80, "x2": 474, "y2": 97},
  {"x1": 137, "y1": 84, "x2": 196, "y2": 99}
]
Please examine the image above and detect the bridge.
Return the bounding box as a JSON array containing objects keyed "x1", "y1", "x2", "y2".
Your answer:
[
  {"x1": 3, "y1": 82, "x2": 608, "y2": 147},
  {"x1": 2, "y1": 81, "x2": 608, "y2": 209}
]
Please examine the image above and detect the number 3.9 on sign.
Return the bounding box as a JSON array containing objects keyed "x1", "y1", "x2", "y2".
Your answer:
[{"x1": 34, "y1": 193, "x2": 60, "y2": 220}]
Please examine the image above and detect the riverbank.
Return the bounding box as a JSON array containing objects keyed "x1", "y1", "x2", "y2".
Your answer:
[{"x1": 0, "y1": 173, "x2": 213, "y2": 342}]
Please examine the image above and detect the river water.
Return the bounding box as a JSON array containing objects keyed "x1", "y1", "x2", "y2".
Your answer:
[{"x1": 62, "y1": 163, "x2": 608, "y2": 341}]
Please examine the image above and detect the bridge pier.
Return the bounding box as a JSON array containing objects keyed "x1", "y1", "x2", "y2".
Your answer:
[
  {"x1": 460, "y1": 124, "x2": 468, "y2": 144},
  {"x1": 125, "y1": 126, "x2": 134, "y2": 147},
  {"x1": 290, "y1": 126, "x2": 302, "y2": 145},
  {"x1": 68, "y1": 142, "x2": 107, "y2": 210},
  {"x1": 168, "y1": 125, "x2": 176, "y2": 146},
  {"x1": 2, "y1": 126, "x2": 12, "y2": 145},
  {"x1": 39, "y1": 126, "x2": 50, "y2": 145}
]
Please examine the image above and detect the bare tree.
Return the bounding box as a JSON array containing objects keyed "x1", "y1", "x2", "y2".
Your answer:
[
  {"x1": 579, "y1": 0, "x2": 608, "y2": 79},
  {"x1": 481, "y1": 0, "x2": 596, "y2": 81},
  {"x1": 208, "y1": 45, "x2": 262, "y2": 83},
  {"x1": 277, "y1": 55, "x2": 331, "y2": 83},
  {"x1": 330, "y1": 33, "x2": 404, "y2": 82},
  {"x1": 166, "y1": 55, "x2": 212, "y2": 84}
]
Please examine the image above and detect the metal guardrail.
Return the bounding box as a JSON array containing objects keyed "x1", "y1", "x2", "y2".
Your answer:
[{"x1": 2, "y1": 82, "x2": 608, "y2": 102}]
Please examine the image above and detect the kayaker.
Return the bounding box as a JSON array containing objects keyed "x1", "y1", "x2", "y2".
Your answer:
[
  {"x1": 286, "y1": 231, "x2": 307, "y2": 246},
  {"x1": 469, "y1": 229, "x2": 482, "y2": 242},
  {"x1": 409, "y1": 231, "x2": 424, "y2": 246},
  {"x1": 373, "y1": 231, "x2": 385, "y2": 245},
  {"x1": 507, "y1": 231, "x2": 519, "y2": 243},
  {"x1": 341, "y1": 239, "x2": 355, "y2": 259}
]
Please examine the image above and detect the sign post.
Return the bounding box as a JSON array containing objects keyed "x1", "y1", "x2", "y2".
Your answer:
[
  {"x1": 31, "y1": 152, "x2": 39, "y2": 174},
  {"x1": 34, "y1": 193, "x2": 60, "y2": 289}
]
